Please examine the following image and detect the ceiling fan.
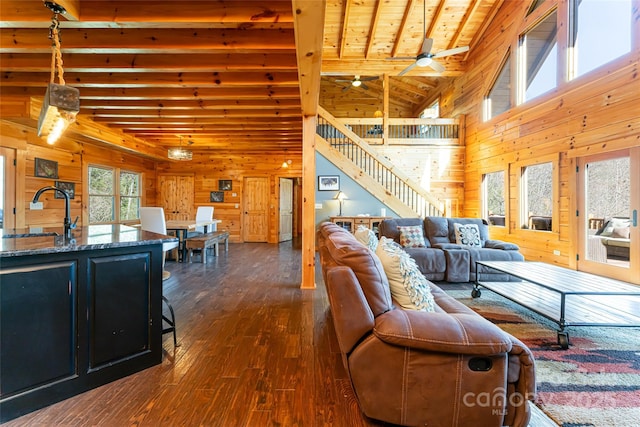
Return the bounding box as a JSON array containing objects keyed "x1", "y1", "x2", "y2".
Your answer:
[
  {"x1": 335, "y1": 75, "x2": 379, "y2": 92},
  {"x1": 386, "y1": 0, "x2": 469, "y2": 75}
]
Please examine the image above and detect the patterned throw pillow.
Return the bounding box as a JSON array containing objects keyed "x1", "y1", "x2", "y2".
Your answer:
[
  {"x1": 397, "y1": 225, "x2": 426, "y2": 248},
  {"x1": 453, "y1": 223, "x2": 482, "y2": 247},
  {"x1": 375, "y1": 237, "x2": 436, "y2": 312},
  {"x1": 354, "y1": 225, "x2": 378, "y2": 252}
]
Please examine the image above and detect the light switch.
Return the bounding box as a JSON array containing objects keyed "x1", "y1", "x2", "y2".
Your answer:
[
  {"x1": 315, "y1": 203, "x2": 323, "y2": 209},
  {"x1": 30, "y1": 202, "x2": 43, "y2": 210}
]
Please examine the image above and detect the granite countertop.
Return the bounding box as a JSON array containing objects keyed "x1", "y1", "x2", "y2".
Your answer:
[{"x1": 1, "y1": 224, "x2": 178, "y2": 257}]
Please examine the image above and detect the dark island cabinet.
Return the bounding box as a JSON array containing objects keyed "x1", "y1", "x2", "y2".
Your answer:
[{"x1": 0, "y1": 244, "x2": 163, "y2": 422}]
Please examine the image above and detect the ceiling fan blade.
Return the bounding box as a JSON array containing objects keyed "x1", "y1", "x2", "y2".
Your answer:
[
  {"x1": 360, "y1": 83, "x2": 369, "y2": 90},
  {"x1": 360, "y1": 76, "x2": 379, "y2": 82},
  {"x1": 429, "y1": 59, "x2": 446, "y2": 73},
  {"x1": 398, "y1": 62, "x2": 418, "y2": 76},
  {"x1": 432, "y1": 45, "x2": 469, "y2": 58},
  {"x1": 420, "y1": 37, "x2": 434, "y2": 54},
  {"x1": 342, "y1": 85, "x2": 351, "y2": 93}
]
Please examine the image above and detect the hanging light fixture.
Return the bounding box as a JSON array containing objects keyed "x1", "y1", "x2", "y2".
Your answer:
[
  {"x1": 281, "y1": 159, "x2": 292, "y2": 168},
  {"x1": 37, "y1": 1, "x2": 80, "y2": 145},
  {"x1": 168, "y1": 137, "x2": 193, "y2": 161}
]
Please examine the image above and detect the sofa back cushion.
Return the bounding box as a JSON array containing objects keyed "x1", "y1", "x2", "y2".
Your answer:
[
  {"x1": 320, "y1": 222, "x2": 393, "y2": 317},
  {"x1": 447, "y1": 218, "x2": 489, "y2": 245},
  {"x1": 379, "y1": 218, "x2": 431, "y2": 247},
  {"x1": 424, "y1": 216, "x2": 450, "y2": 245}
]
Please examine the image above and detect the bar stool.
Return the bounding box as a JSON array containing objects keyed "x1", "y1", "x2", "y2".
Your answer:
[{"x1": 139, "y1": 207, "x2": 179, "y2": 347}]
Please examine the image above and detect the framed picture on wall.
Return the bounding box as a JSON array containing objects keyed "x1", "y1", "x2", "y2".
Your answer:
[
  {"x1": 54, "y1": 181, "x2": 75, "y2": 199},
  {"x1": 34, "y1": 158, "x2": 58, "y2": 179},
  {"x1": 318, "y1": 175, "x2": 340, "y2": 191},
  {"x1": 210, "y1": 191, "x2": 224, "y2": 202},
  {"x1": 218, "y1": 180, "x2": 232, "y2": 191}
]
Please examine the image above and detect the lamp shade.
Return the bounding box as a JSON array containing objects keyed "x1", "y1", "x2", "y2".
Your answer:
[
  {"x1": 37, "y1": 83, "x2": 80, "y2": 144},
  {"x1": 168, "y1": 147, "x2": 193, "y2": 161}
]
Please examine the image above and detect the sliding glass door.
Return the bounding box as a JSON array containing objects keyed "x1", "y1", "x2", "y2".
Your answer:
[{"x1": 577, "y1": 148, "x2": 639, "y2": 284}]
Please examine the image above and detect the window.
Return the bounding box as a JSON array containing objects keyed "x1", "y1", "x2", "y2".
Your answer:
[
  {"x1": 569, "y1": 0, "x2": 632, "y2": 79},
  {"x1": 420, "y1": 100, "x2": 439, "y2": 118},
  {"x1": 483, "y1": 171, "x2": 506, "y2": 226},
  {"x1": 88, "y1": 165, "x2": 141, "y2": 224},
  {"x1": 485, "y1": 53, "x2": 511, "y2": 120},
  {"x1": 520, "y1": 161, "x2": 554, "y2": 231},
  {"x1": 519, "y1": 9, "x2": 558, "y2": 102},
  {"x1": 120, "y1": 171, "x2": 140, "y2": 221}
]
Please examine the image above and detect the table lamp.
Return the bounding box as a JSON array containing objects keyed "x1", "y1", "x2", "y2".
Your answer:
[{"x1": 335, "y1": 191, "x2": 347, "y2": 216}]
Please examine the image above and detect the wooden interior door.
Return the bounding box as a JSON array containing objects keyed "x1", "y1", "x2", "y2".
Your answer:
[
  {"x1": 243, "y1": 177, "x2": 269, "y2": 242},
  {"x1": 279, "y1": 178, "x2": 293, "y2": 242},
  {"x1": 158, "y1": 174, "x2": 194, "y2": 220}
]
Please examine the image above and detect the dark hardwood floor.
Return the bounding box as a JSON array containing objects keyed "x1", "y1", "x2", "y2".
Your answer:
[{"x1": 2, "y1": 239, "x2": 388, "y2": 427}]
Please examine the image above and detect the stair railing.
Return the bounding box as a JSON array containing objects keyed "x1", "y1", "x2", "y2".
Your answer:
[{"x1": 316, "y1": 106, "x2": 444, "y2": 218}]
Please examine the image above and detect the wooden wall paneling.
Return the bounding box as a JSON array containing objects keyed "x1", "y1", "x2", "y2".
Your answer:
[
  {"x1": 156, "y1": 151, "x2": 302, "y2": 243},
  {"x1": 450, "y1": 0, "x2": 639, "y2": 268}
]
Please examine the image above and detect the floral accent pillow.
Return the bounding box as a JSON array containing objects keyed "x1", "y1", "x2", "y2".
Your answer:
[
  {"x1": 375, "y1": 237, "x2": 436, "y2": 312},
  {"x1": 453, "y1": 223, "x2": 482, "y2": 247},
  {"x1": 397, "y1": 225, "x2": 426, "y2": 248}
]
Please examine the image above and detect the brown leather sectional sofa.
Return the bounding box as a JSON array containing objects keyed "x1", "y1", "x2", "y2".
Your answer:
[{"x1": 317, "y1": 222, "x2": 536, "y2": 426}]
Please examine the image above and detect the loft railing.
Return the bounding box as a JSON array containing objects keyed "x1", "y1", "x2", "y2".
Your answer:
[
  {"x1": 316, "y1": 107, "x2": 445, "y2": 218},
  {"x1": 334, "y1": 117, "x2": 460, "y2": 145}
]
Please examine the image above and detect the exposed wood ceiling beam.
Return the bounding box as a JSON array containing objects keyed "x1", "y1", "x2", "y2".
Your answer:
[
  {"x1": 1, "y1": 71, "x2": 301, "y2": 87},
  {"x1": 364, "y1": 0, "x2": 382, "y2": 60}
]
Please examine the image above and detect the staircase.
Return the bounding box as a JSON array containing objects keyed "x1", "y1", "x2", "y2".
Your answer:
[{"x1": 316, "y1": 106, "x2": 445, "y2": 218}]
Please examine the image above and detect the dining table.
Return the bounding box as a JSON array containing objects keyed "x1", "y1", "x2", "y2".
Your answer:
[{"x1": 165, "y1": 219, "x2": 221, "y2": 262}]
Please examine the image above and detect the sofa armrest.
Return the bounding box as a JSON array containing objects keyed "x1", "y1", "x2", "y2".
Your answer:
[
  {"x1": 373, "y1": 309, "x2": 512, "y2": 355},
  {"x1": 504, "y1": 335, "x2": 537, "y2": 427},
  {"x1": 326, "y1": 266, "x2": 375, "y2": 355},
  {"x1": 432, "y1": 242, "x2": 464, "y2": 250},
  {"x1": 485, "y1": 239, "x2": 520, "y2": 250}
]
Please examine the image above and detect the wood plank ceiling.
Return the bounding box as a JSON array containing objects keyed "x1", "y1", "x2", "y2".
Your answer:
[{"x1": 0, "y1": 0, "x2": 501, "y2": 156}]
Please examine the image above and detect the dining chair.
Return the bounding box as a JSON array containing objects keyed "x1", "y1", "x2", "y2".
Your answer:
[
  {"x1": 139, "y1": 206, "x2": 179, "y2": 347},
  {"x1": 188, "y1": 206, "x2": 215, "y2": 237}
]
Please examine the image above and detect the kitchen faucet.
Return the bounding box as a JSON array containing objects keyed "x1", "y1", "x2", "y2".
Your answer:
[{"x1": 32, "y1": 186, "x2": 78, "y2": 239}]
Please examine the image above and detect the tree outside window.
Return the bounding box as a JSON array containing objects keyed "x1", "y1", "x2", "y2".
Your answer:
[
  {"x1": 483, "y1": 171, "x2": 506, "y2": 226},
  {"x1": 88, "y1": 165, "x2": 141, "y2": 224},
  {"x1": 521, "y1": 162, "x2": 553, "y2": 230}
]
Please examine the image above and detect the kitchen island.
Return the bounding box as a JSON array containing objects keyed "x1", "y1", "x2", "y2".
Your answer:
[{"x1": 0, "y1": 225, "x2": 177, "y2": 422}]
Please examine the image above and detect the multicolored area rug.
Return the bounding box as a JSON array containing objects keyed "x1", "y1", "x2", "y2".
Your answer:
[{"x1": 446, "y1": 288, "x2": 640, "y2": 427}]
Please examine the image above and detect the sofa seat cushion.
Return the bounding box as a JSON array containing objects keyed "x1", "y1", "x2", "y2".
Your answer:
[
  {"x1": 403, "y1": 247, "x2": 446, "y2": 275},
  {"x1": 376, "y1": 237, "x2": 436, "y2": 312}
]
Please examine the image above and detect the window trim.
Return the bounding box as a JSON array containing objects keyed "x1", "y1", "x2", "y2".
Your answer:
[
  {"x1": 85, "y1": 163, "x2": 143, "y2": 225},
  {"x1": 513, "y1": 153, "x2": 559, "y2": 233},
  {"x1": 482, "y1": 168, "x2": 508, "y2": 228}
]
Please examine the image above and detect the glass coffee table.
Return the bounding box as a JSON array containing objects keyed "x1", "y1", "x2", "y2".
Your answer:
[{"x1": 473, "y1": 261, "x2": 640, "y2": 349}]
